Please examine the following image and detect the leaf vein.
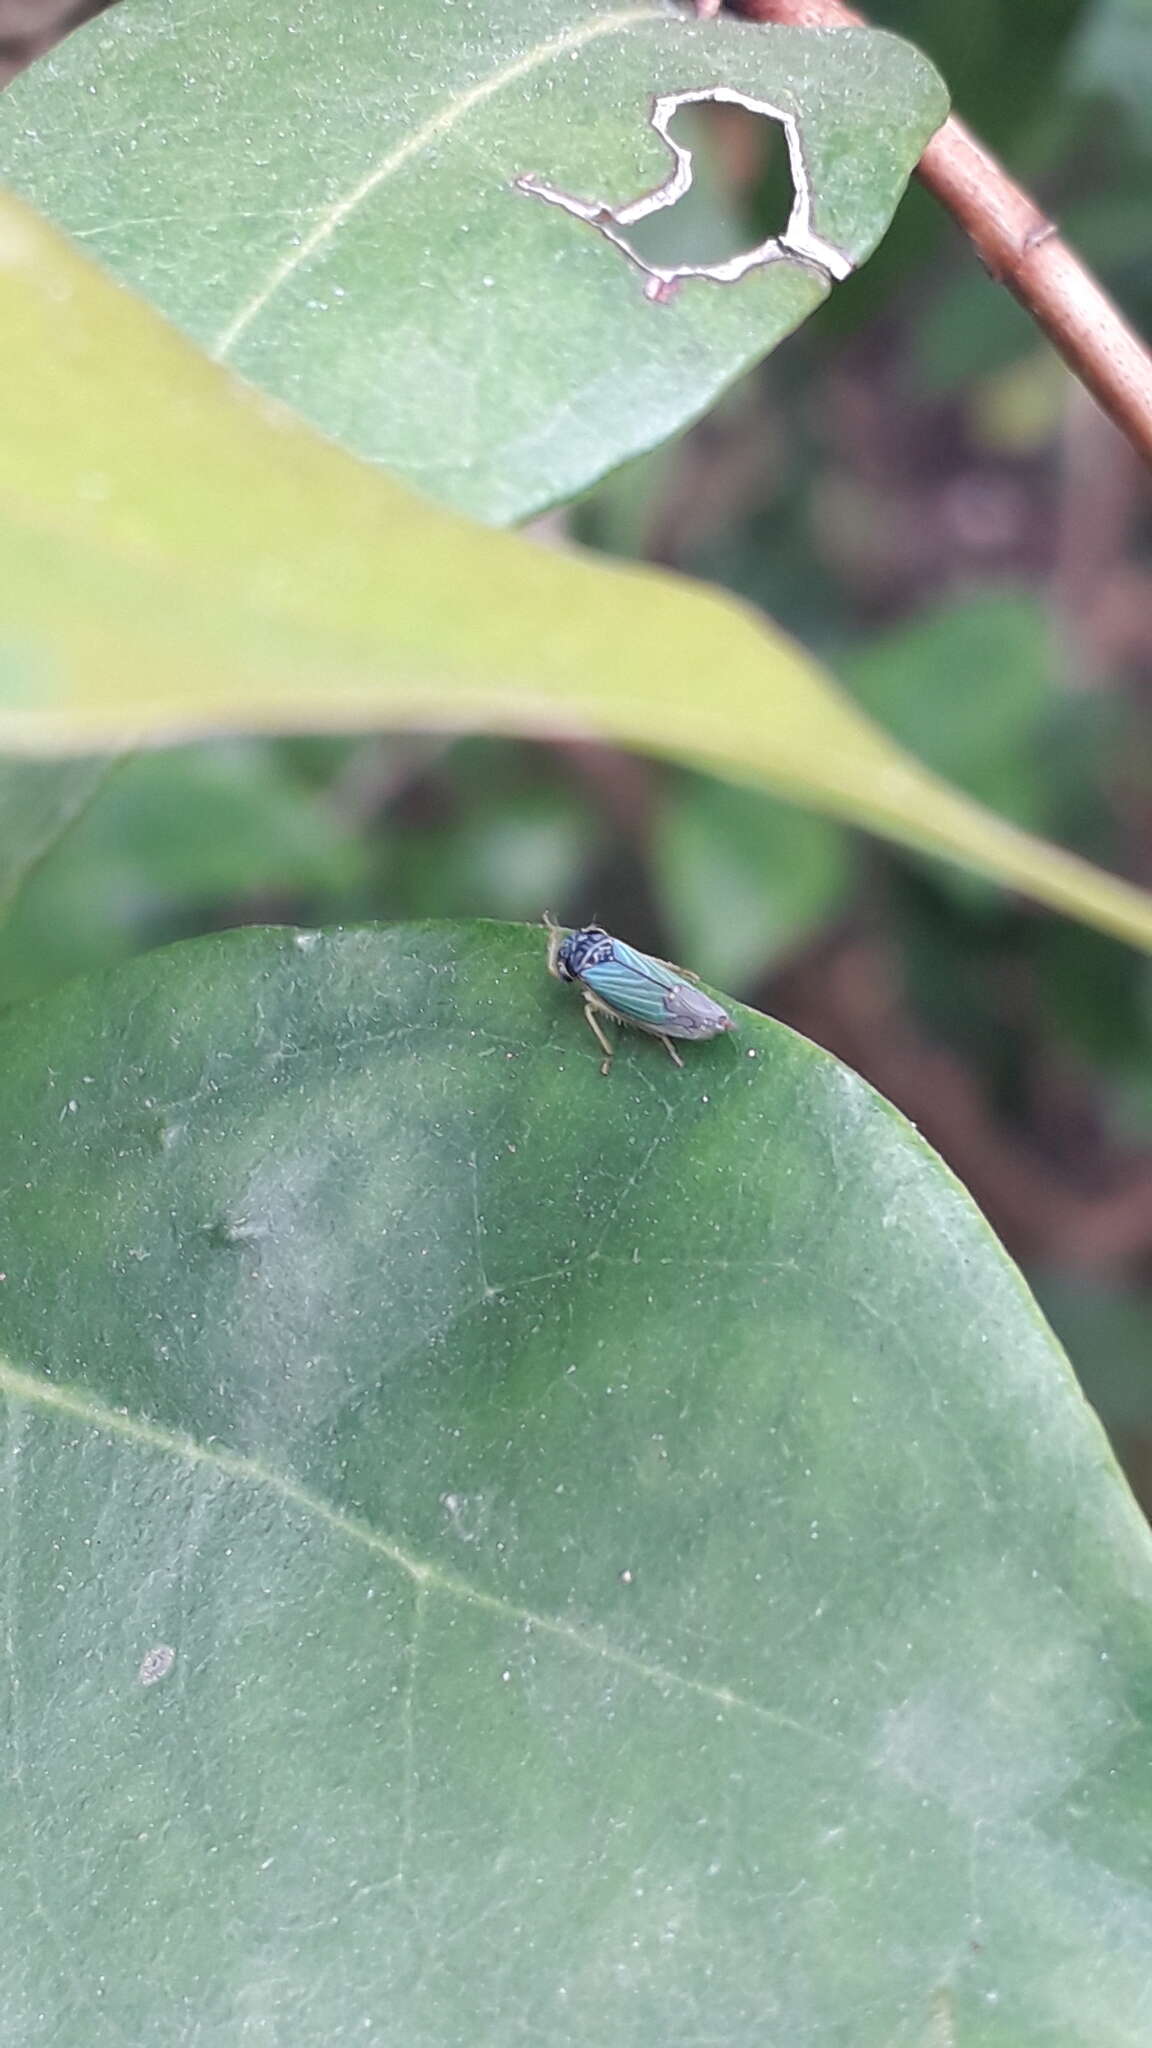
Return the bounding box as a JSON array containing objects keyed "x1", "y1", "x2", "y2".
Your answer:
[
  {"x1": 212, "y1": 5, "x2": 661, "y2": 357},
  {"x1": 0, "y1": 1351, "x2": 853, "y2": 1760}
]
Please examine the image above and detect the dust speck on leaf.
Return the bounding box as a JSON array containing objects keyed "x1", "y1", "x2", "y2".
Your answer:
[{"x1": 137, "y1": 1644, "x2": 176, "y2": 1687}]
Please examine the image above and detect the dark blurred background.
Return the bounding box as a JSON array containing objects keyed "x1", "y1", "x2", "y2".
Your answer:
[{"x1": 4, "y1": 0, "x2": 1152, "y2": 1502}]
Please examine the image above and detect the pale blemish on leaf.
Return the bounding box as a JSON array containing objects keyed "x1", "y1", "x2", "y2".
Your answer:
[{"x1": 136, "y1": 1644, "x2": 176, "y2": 1686}]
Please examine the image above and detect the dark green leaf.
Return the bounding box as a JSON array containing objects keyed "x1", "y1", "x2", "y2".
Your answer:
[
  {"x1": 0, "y1": 755, "x2": 113, "y2": 918},
  {"x1": 1073, "y1": 0, "x2": 1152, "y2": 138},
  {"x1": 845, "y1": 592, "x2": 1057, "y2": 830},
  {"x1": 870, "y1": 0, "x2": 1089, "y2": 145},
  {"x1": 0, "y1": 920, "x2": 1150, "y2": 2042},
  {"x1": 0, "y1": 742, "x2": 366, "y2": 1005},
  {"x1": 653, "y1": 769, "x2": 848, "y2": 987}
]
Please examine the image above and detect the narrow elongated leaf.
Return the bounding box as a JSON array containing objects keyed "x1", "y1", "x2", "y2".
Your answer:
[
  {"x1": 4, "y1": 193, "x2": 1152, "y2": 954},
  {"x1": 0, "y1": 920, "x2": 1150, "y2": 2044},
  {"x1": 0, "y1": 0, "x2": 947, "y2": 521}
]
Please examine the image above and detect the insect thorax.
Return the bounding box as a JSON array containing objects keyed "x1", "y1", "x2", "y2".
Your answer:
[{"x1": 558, "y1": 925, "x2": 615, "y2": 981}]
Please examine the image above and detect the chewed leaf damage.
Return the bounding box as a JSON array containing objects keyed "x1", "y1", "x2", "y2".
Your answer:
[{"x1": 515, "y1": 86, "x2": 854, "y2": 301}]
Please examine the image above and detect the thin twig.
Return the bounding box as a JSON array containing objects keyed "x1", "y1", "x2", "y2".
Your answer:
[{"x1": 724, "y1": 0, "x2": 1152, "y2": 473}]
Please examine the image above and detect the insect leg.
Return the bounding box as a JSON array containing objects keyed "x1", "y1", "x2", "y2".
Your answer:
[
  {"x1": 583, "y1": 999, "x2": 617, "y2": 1076},
  {"x1": 659, "y1": 1035, "x2": 685, "y2": 1069},
  {"x1": 543, "y1": 912, "x2": 566, "y2": 981}
]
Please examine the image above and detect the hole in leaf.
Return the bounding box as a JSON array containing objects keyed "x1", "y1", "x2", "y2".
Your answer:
[{"x1": 621, "y1": 100, "x2": 796, "y2": 273}]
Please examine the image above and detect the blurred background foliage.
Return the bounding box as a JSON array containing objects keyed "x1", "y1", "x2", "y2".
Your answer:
[{"x1": 3, "y1": 0, "x2": 1152, "y2": 1499}]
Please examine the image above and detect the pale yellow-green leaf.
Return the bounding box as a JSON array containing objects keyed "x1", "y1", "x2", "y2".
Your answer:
[{"x1": 4, "y1": 190, "x2": 1152, "y2": 952}]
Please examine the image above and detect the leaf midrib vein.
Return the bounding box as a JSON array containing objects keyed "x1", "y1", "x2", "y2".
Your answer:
[
  {"x1": 0, "y1": 1350, "x2": 846, "y2": 1757},
  {"x1": 213, "y1": 4, "x2": 663, "y2": 359}
]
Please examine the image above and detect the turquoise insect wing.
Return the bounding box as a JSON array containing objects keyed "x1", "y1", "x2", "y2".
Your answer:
[{"x1": 580, "y1": 938, "x2": 730, "y2": 1040}]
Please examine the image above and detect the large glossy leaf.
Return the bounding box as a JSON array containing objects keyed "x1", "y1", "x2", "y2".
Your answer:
[
  {"x1": 0, "y1": 920, "x2": 1151, "y2": 2043},
  {"x1": 6, "y1": 194, "x2": 1152, "y2": 956},
  {"x1": 0, "y1": 0, "x2": 947, "y2": 522}
]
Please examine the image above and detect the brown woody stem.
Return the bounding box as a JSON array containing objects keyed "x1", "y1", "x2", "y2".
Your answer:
[{"x1": 726, "y1": 0, "x2": 1152, "y2": 470}]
